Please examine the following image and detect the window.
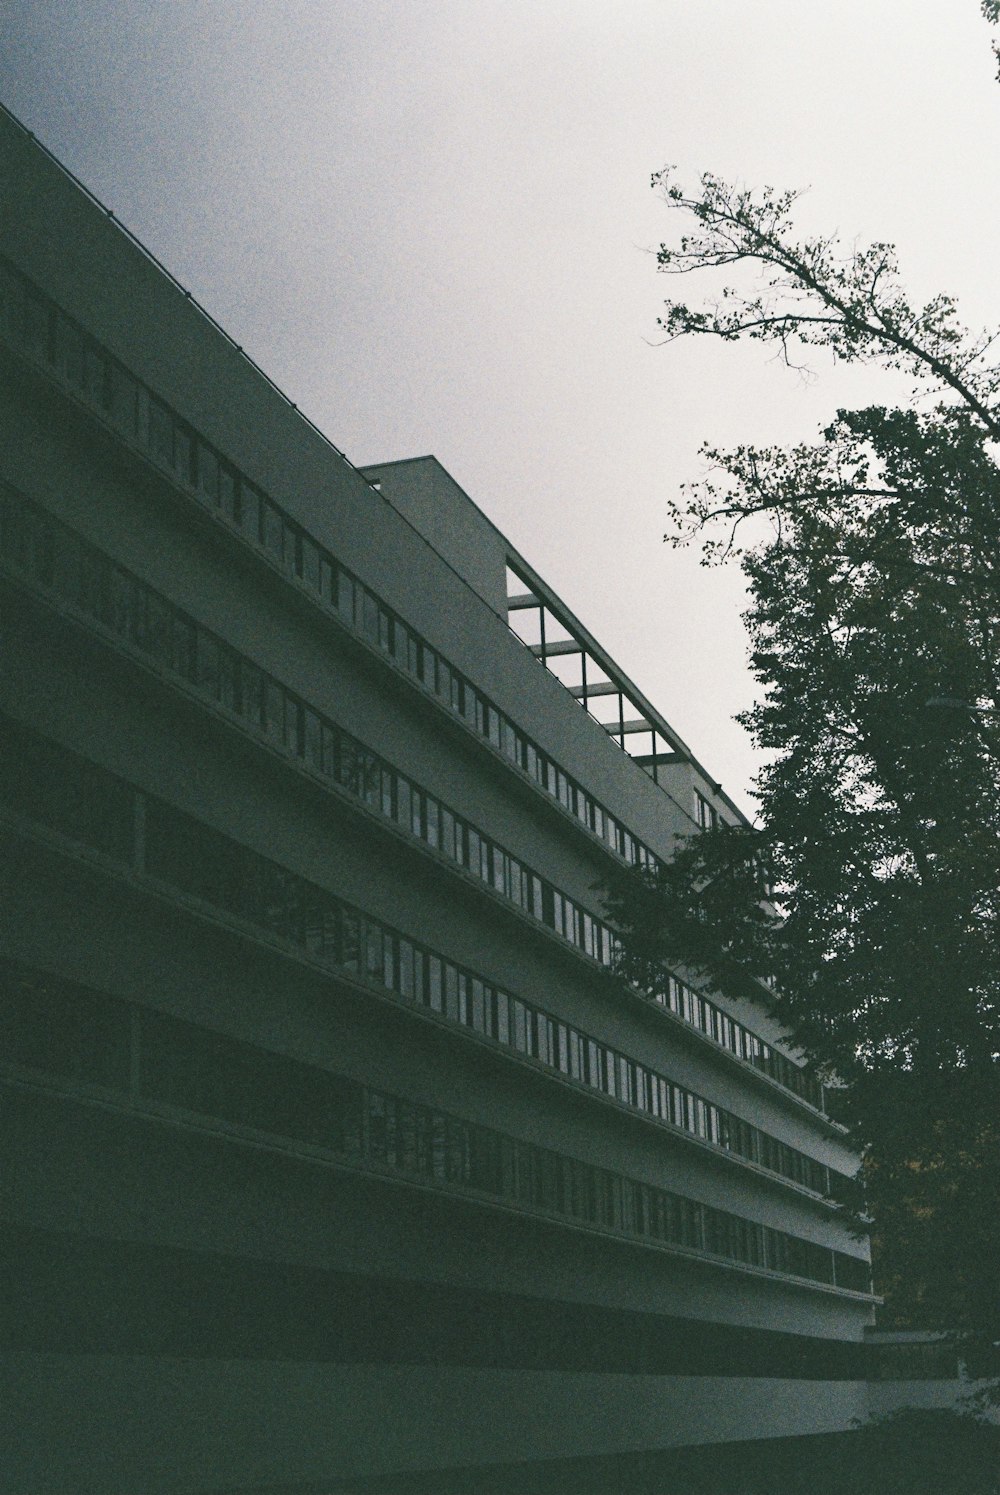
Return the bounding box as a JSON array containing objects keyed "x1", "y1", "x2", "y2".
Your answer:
[
  {"x1": 695, "y1": 790, "x2": 719, "y2": 830},
  {"x1": 263, "y1": 501, "x2": 285, "y2": 562},
  {"x1": 54, "y1": 315, "x2": 84, "y2": 390},
  {"x1": 298, "y1": 535, "x2": 321, "y2": 592},
  {"x1": 197, "y1": 442, "x2": 219, "y2": 505},
  {"x1": 240, "y1": 482, "x2": 262, "y2": 542},
  {"x1": 148, "y1": 397, "x2": 174, "y2": 467}
]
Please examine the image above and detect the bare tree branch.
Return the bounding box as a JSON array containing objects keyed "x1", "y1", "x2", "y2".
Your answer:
[{"x1": 652, "y1": 171, "x2": 1000, "y2": 438}]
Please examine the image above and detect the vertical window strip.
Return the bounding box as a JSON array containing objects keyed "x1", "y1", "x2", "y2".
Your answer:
[{"x1": 695, "y1": 790, "x2": 719, "y2": 830}]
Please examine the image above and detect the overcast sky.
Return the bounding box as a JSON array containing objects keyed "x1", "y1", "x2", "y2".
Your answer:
[{"x1": 2, "y1": 1, "x2": 998, "y2": 808}]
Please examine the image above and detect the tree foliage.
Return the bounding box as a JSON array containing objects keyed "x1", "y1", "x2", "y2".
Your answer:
[
  {"x1": 607, "y1": 158, "x2": 1000, "y2": 1344},
  {"x1": 984, "y1": 0, "x2": 1000, "y2": 82},
  {"x1": 850, "y1": 1407, "x2": 1000, "y2": 1495}
]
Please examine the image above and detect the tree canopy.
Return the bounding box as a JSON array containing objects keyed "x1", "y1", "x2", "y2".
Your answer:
[{"x1": 607, "y1": 134, "x2": 1000, "y2": 1344}]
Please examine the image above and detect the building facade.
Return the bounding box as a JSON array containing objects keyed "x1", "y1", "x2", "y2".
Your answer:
[{"x1": 0, "y1": 105, "x2": 873, "y2": 1494}]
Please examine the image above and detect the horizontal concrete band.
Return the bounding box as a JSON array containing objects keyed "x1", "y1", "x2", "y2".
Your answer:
[
  {"x1": 322, "y1": 1427, "x2": 872, "y2": 1495},
  {"x1": 0, "y1": 1354, "x2": 870, "y2": 1495},
  {"x1": 1, "y1": 1224, "x2": 867, "y2": 1380}
]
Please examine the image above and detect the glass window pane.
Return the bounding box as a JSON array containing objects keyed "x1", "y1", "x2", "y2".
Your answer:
[
  {"x1": 109, "y1": 364, "x2": 138, "y2": 435},
  {"x1": 321, "y1": 723, "x2": 338, "y2": 778},
  {"x1": 217, "y1": 464, "x2": 236, "y2": 520},
  {"x1": 299, "y1": 536, "x2": 320, "y2": 591},
  {"x1": 175, "y1": 425, "x2": 194, "y2": 485},
  {"x1": 218, "y1": 647, "x2": 238, "y2": 711},
  {"x1": 197, "y1": 633, "x2": 220, "y2": 700},
  {"x1": 427, "y1": 955, "x2": 443, "y2": 1012},
  {"x1": 265, "y1": 681, "x2": 285, "y2": 745},
  {"x1": 361, "y1": 589, "x2": 379, "y2": 642},
  {"x1": 263, "y1": 502, "x2": 284, "y2": 561},
  {"x1": 335, "y1": 570, "x2": 355, "y2": 624},
  {"x1": 304, "y1": 710, "x2": 322, "y2": 769},
  {"x1": 196, "y1": 443, "x2": 219, "y2": 505},
  {"x1": 149, "y1": 398, "x2": 174, "y2": 466},
  {"x1": 444, "y1": 965, "x2": 460, "y2": 1023},
  {"x1": 240, "y1": 481, "x2": 262, "y2": 541},
  {"x1": 84, "y1": 345, "x2": 110, "y2": 410}
]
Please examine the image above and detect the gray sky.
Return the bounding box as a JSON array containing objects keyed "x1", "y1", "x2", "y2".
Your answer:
[{"x1": 3, "y1": 0, "x2": 998, "y2": 808}]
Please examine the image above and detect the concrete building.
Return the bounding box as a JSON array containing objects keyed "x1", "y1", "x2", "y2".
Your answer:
[{"x1": 0, "y1": 104, "x2": 874, "y2": 1493}]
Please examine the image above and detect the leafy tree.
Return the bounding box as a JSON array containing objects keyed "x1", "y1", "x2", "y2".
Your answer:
[
  {"x1": 850, "y1": 1408, "x2": 1000, "y2": 1495},
  {"x1": 605, "y1": 158, "x2": 1000, "y2": 1350},
  {"x1": 984, "y1": 0, "x2": 1000, "y2": 81}
]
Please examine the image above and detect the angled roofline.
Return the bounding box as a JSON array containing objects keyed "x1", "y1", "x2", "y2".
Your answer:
[{"x1": 365, "y1": 457, "x2": 751, "y2": 827}]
